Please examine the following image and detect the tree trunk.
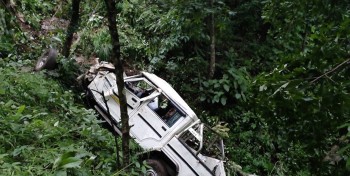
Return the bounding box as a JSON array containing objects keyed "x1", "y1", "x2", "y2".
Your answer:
[
  {"x1": 208, "y1": 0, "x2": 216, "y2": 78},
  {"x1": 62, "y1": 0, "x2": 81, "y2": 58},
  {"x1": 104, "y1": 0, "x2": 130, "y2": 167}
]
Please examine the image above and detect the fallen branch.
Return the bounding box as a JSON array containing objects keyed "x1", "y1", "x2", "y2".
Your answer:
[{"x1": 310, "y1": 58, "x2": 350, "y2": 84}]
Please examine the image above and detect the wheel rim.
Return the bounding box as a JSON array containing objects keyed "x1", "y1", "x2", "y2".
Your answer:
[
  {"x1": 145, "y1": 169, "x2": 158, "y2": 176},
  {"x1": 37, "y1": 60, "x2": 45, "y2": 68},
  {"x1": 36, "y1": 57, "x2": 47, "y2": 70}
]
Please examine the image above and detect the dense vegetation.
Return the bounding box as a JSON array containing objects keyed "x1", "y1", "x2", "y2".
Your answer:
[{"x1": 1, "y1": 0, "x2": 349, "y2": 175}]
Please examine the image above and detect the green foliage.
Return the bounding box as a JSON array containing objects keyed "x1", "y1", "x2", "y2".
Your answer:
[
  {"x1": 79, "y1": 20, "x2": 113, "y2": 61},
  {"x1": 2, "y1": 0, "x2": 350, "y2": 175},
  {"x1": 0, "y1": 8, "x2": 26, "y2": 57},
  {"x1": 200, "y1": 67, "x2": 251, "y2": 105},
  {"x1": 0, "y1": 60, "x2": 118, "y2": 175},
  {"x1": 16, "y1": 0, "x2": 57, "y2": 29},
  {"x1": 0, "y1": 9, "x2": 16, "y2": 55},
  {"x1": 222, "y1": 110, "x2": 275, "y2": 174},
  {"x1": 250, "y1": 0, "x2": 350, "y2": 175}
]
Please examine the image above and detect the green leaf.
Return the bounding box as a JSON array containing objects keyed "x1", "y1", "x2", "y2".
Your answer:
[
  {"x1": 281, "y1": 82, "x2": 289, "y2": 88},
  {"x1": 12, "y1": 147, "x2": 22, "y2": 156},
  {"x1": 241, "y1": 93, "x2": 247, "y2": 102},
  {"x1": 16, "y1": 105, "x2": 25, "y2": 115},
  {"x1": 251, "y1": 123, "x2": 256, "y2": 129},
  {"x1": 4, "y1": 100, "x2": 14, "y2": 107},
  {"x1": 54, "y1": 170, "x2": 67, "y2": 176},
  {"x1": 0, "y1": 87, "x2": 5, "y2": 95},
  {"x1": 202, "y1": 81, "x2": 209, "y2": 87},
  {"x1": 54, "y1": 121, "x2": 59, "y2": 127},
  {"x1": 272, "y1": 82, "x2": 290, "y2": 96},
  {"x1": 214, "y1": 82, "x2": 220, "y2": 88},
  {"x1": 135, "y1": 161, "x2": 140, "y2": 168},
  {"x1": 213, "y1": 95, "x2": 220, "y2": 103},
  {"x1": 53, "y1": 152, "x2": 82, "y2": 169},
  {"x1": 141, "y1": 165, "x2": 147, "y2": 173},
  {"x1": 259, "y1": 84, "x2": 267, "y2": 92},
  {"x1": 52, "y1": 36, "x2": 62, "y2": 42},
  {"x1": 302, "y1": 97, "x2": 313, "y2": 101},
  {"x1": 233, "y1": 81, "x2": 238, "y2": 89},
  {"x1": 235, "y1": 93, "x2": 241, "y2": 99},
  {"x1": 60, "y1": 157, "x2": 82, "y2": 169},
  {"x1": 338, "y1": 145, "x2": 350, "y2": 154},
  {"x1": 0, "y1": 154, "x2": 9, "y2": 159},
  {"x1": 221, "y1": 96, "x2": 227, "y2": 105},
  {"x1": 200, "y1": 96, "x2": 206, "y2": 101},
  {"x1": 223, "y1": 84, "x2": 230, "y2": 92},
  {"x1": 338, "y1": 123, "x2": 350, "y2": 129}
]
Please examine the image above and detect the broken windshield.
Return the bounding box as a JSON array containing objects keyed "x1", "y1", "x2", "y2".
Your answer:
[{"x1": 179, "y1": 123, "x2": 225, "y2": 160}]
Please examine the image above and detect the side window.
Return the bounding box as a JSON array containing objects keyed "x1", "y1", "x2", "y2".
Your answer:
[
  {"x1": 125, "y1": 79, "x2": 155, "y2": 98},
  {"x1": 147, "y1": 94, "x2": 184, "y2": 127}
]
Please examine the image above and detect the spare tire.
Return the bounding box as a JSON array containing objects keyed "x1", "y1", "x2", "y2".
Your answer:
[{"x1": 34, "y1": 48, "x2": 58, "y2": 71}]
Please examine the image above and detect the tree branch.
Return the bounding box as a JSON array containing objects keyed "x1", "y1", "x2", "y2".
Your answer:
[{"x1": 310, "y1": 58, "x2": 350, "y2": 84}]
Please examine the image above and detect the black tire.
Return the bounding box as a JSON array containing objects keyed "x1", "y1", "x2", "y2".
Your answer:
[
  {"x1": 34, "y1": 48, "x2": 58, "y2": 71},
  {"x1": 145, "y1": 159, "x2": 167, "y2": 176}
]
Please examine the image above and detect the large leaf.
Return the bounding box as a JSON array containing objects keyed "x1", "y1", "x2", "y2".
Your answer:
[{"x1": 53, "y1": 152, "x2": 82, "y2": 169}]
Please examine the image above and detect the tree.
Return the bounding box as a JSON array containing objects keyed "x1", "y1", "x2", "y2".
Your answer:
[
  {"x1": 208, "y1": 0, "x2": 216, "y2": 78},
  {"x1": 251, "y1": 0, "x2": 350, "y2": 174},
  {"x1": 104, "y1": 0, "x2": 130, "y2": 167},
  {"x1": 62, "y1": 0, "x2": 81, "y2": 58},
  {"x1": 60, "y1": 0, "x2": 131, "y2": 168}
]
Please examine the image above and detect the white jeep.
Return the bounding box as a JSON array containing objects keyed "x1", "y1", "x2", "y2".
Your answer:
[{"x1": 84, "y1": 62, "x2": 226, "y2": 176}]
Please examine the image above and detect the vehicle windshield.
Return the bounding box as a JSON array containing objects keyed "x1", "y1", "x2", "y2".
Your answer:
[
  {"x1": 179, "y1": 123, "x2": 225, "y2": 160},
  {"x1": 125, "y1": 78, "x2": 156, "y2": 98}
]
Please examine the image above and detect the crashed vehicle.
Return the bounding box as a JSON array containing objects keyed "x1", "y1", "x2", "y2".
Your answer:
[
  {"x1": 81, "y1": 62, "x2": 227, "y2": 176},
  {"x1": 34, "y1": 52, "x2": 227, "y2": 176}
]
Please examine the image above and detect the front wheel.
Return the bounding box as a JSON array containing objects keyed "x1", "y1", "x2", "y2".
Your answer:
[
  {"x1": 145, "y1": 159, "x2": 167, "y2": 176},
  {"x1": 34, "y1": 48, "x2": 58, "y2": 71}
]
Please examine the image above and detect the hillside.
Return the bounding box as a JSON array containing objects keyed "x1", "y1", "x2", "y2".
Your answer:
[
  {"x1": 0, "y1": 60, "x2": 122, "y2": 175},
  {"x1": 1, "y1": 0, "x2": 350, "y2": 175}
]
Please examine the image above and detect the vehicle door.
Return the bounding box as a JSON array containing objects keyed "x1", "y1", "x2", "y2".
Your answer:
[
  {"x1": 129, "y1": 92, "x2": 186, "y2": 148},
  {"x1": 123, "y1": 77, "x2": 157, "y2": 115},
  {"x1": 97, "y1": 73, "x2": 140, "y2": 118}
]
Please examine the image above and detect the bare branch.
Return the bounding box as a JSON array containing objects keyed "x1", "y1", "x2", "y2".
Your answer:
[{"x1": 310, "y1": 58, "x2": 350, "y2": 84}]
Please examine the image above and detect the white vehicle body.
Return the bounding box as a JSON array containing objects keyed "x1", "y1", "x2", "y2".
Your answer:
[{"x1": 85, "y1": 62, "x2": 226, "y2": 176}]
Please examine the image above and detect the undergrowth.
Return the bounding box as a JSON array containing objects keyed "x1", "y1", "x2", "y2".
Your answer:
[{"x1": 0, "y1": 59, "x2": 119, "y2": 175}]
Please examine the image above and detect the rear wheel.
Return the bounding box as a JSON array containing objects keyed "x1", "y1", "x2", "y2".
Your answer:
[{"x1": 145, "y1": 159, "x2": 167, "y2": 176}]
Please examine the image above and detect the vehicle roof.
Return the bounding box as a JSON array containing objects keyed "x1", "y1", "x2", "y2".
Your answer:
[{"x1": 141, "y1": 72, "x2": 198, "y2": 120}]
